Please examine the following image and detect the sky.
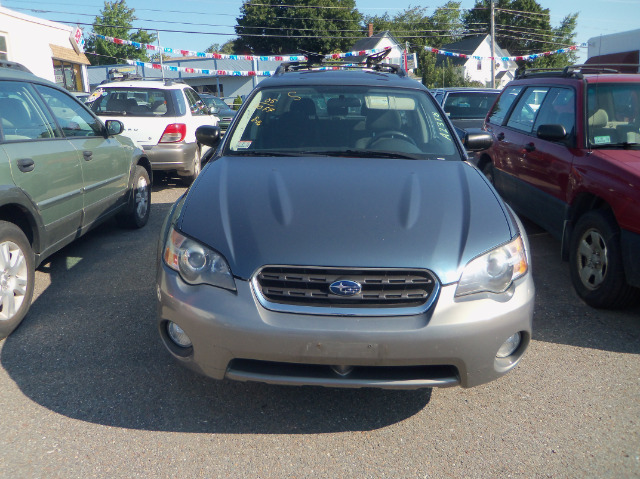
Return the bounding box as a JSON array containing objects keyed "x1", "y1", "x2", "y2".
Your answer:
[{"x1": 5, "y1": 0, "x2": 640, "y2": 63}]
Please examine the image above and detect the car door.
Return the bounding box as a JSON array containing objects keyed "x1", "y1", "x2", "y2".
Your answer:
[
  {"x1": 35, "y1": 84, "x2": 131, "y2": 230},
  {"x1": 0, "y1": 80, "x2": 84, "y2": 250},
  {"x1": 509, "y1": 87, "x2": 577, "y2": 237}
]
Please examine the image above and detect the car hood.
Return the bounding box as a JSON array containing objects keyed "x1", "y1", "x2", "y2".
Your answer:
[
  {"x1": 178, "y1": 156, "x2": 515, "y2": 284},
  {"x1": 594, "y1": 148, "x2": 640, "y2": 176}
]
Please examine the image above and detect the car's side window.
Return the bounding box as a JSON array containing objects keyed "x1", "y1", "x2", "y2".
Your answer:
[
  {"x1": 0, "y1": 81, "x2": 59, "y2": 141},
  {"x1": 533, "y1": 87, "x2": 576, "y2": 140},
  {"x1": 506, "y1": 87, "x2": 549, "y2": 133},
  {"x1": 487, "y1": 85, "x2": 524, "y2": 126},
  {"x1": 184, "y1": 89, "x2": 207, "y2": 116},
  {"x1": 35, "y1": 85, "x2": 103, "y2": 137}
]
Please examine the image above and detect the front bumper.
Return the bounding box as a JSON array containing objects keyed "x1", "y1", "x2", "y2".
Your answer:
[
  {"x1": 156, "y1": 265, "x2": 535, "y2": 389},
  {"x1": 143, "y1": 142, "x2": 197, "y2": 173}
]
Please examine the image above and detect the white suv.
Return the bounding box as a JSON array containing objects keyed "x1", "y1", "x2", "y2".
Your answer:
[{"x1": 87, "y1": 79, "x2": 218, "y2": 184}]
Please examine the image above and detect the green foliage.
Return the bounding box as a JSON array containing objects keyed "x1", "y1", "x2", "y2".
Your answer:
[
  {"x1": 234, "y1": 0, "x2": 363, "y2": 55},
  {"x1": 84, "y1": 0, "x2": 156, "y2": 65},
  {"x1": 206, "y1": 40, "x2": 241, "y2": 55},
  {"x1": 420, "y1": 56, "x2": 481, "y2": 89},
  {"x1": 233, "y1": 95, "x2": 243, "y2": 110},
  {"x1": 463, "y1": 0, "x2": 578, "y2": 68}
]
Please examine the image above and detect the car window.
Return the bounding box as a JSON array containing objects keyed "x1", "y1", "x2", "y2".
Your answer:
[
  {"x1": 443, "y1": 92, "x2": 500, "y2": 119},
  {"x1": 0, "y1": 81, "x2": 59, "y2": 141},
  {"x1": 36, "y1": 85, "x2": 103, "y2": 137},
  {"x1": 487, "y1": 85, "x2": 524, "y2": 126},
  {"x1": 184, "y1": 88, "x2": 208, "y2": 116},
  {"x1": 587, "y1": 82, "x2": 640, "y2": 146},
  {"x1": 506, "y1": 87, "x2": 549, "y2": 133},
  {"x1": 226, "y1": 85, "x2": 458, "y2": 160},
  {"x1": 533, "y1": 87, "x2": 576, "y2": 139},
  {"x1": 87, "y1": 87, "x2": 172, "y2": 117}
]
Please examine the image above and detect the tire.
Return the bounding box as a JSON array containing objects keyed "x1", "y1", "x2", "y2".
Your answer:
[
  {"x1": 0, "y1": 221, "x2": 35, "y2": 340},
  {"x1": 569, "y1": 210, "x2": 639, "y2": 309},
  {"x1": 480, "y1": 160, "x2": 494, "y2": 185},
  {"x1": 181, "y1": 147, "x2": 201, "y2": 186},
  {"x1": 117, "y1": 166, "x2": 151, "y2": 229}
]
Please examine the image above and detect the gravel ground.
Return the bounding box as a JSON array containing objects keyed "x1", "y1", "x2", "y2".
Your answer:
[{"x1": 0, "y1": 176, "x2": 638, "y2": 479}]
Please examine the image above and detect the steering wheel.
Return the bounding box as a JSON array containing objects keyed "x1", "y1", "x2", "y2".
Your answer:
[{"x1": 370, "y1": 131, "x2": 417, "y2": 148}]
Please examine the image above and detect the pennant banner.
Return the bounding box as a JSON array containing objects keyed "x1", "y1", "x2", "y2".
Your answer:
[{"x1": 91, "y1": 32, "x2": 587, "y2": 69}]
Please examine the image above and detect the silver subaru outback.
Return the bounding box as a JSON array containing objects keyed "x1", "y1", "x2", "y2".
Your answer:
[{"x1": 156, "y1": 59, "x2": 535, "y2": 390}]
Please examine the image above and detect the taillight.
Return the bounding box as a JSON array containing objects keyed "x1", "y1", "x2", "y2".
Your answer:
[{"x1": 159, "y1": 123, "x2": 187, "y2": 143}]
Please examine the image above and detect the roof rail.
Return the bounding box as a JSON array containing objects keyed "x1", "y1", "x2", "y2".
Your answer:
[
  {"x1": 274, "y1": 50, "x2": 407, "y2": 77},
  {"x1": 0, "y1": 60, "x2": 32, "y2": 73},
  {"x1": 515, "y1": 63, "x2": 640, "y2": 80}
]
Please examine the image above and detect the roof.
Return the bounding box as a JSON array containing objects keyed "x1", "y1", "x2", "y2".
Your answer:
[
  {"x1": 49, "y1": 44, "x2": 91, "y2": 66},
  {"x1": 351, "y1": 31, "x2": 402, "y2": 52},
  {"x1": 256, "y1": 68, "x2": 425, "y2": 90},
  {"x1": 435, "y1": 35, "x2": 487, "y2": 67}
]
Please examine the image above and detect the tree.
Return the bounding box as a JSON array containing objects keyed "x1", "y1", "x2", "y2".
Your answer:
[
  {"x1": 463, "y1": 0, "x2": 578, "y2": 68},
  {"x1": 205, "y1": 40, "x2": 239, "y2": 55},
  {"x1": 234, "y1": 0, "x2": 363, "y2": 55},
  {"x1": 84, "y1": 0, "x2": 157, "y2": 65}
]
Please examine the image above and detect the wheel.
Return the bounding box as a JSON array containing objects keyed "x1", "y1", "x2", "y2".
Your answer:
[
  {"x1": 369, "y1": 131, "x2": 417, "y2": 148},
  {"x1": 569, "y1": 210, "x2": 639, "y2": 309},
  {"x1": 480, "y1": 160, "x2": 494, "y2": 184},
  {"x1": 181, "y1": 147, "x2": 202, "y2": 186},
  {"x1": 0, "y1": 221, "x2": 35, "y2": 339},
  {"x1": 117, "y1": 166, "x2": 151, "y2": 229}
]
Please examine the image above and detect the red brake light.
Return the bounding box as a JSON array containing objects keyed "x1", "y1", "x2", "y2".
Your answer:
[{"x1": 159, "y1": 123, "x2": 187, "y2": 143}]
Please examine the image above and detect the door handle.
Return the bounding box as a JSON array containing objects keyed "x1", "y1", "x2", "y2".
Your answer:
[
  {"x1": 83, "y1": 150, "x2": 93, "y2": 161},
  {"x1": 17, "y1": 158, "x2": 35, "y2": 173},
  {"x1": 524, "y1": 142, "x2": 536, "y2": 152},
  {"x1": 497, "y1": 132, "x2": 505, "y2": 141}
]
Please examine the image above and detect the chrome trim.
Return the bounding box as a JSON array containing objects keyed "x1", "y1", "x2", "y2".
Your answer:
[{"x1": 251, "y1": 266, "x2": 440, "y2": 317}]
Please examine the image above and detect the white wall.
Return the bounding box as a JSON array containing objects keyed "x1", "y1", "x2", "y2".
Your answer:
[
  {"x1": 588, "y1": 29, "x2": 640, "y2": 57},
  {"x1": 460, "y1": 36, "x2": 516, "y2": 87},
  {"x1": 0, "y1": 7, "x2": 77, "y2": 82}
]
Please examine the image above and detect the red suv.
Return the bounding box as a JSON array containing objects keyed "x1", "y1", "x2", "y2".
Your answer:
[{"x1": 477, "y1": 65, "x2": 640, "y2": 308}]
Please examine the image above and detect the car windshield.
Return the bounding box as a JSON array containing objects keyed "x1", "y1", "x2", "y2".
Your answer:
[
  {"x1": 86, "y1": 87, "x2": 171, "y2": 117},
  {"x1": 443, "y1": 92, "x2": 499, "y2": 119},
  {"x1": 225, "y1": 85, "x2": 459, "y2": 160},
  {"x1": 587, "y1": 82, "x2": 640, "y2": 148},
  {"x1": 204, "y1": 96, "x2": 228, "y2": 109}
]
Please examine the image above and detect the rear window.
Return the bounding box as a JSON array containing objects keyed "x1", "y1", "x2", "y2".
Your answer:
[
  {"x1": 87, "y1": 87, "x2": 172, "y2": 117},
  {"x1": 443, "y1": 92, "x2": 499, "y2": 119}
]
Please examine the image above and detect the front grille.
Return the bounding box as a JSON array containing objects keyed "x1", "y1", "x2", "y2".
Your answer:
[{"x1": 255, "y1": 266, "x2": 438, "y2": 308}]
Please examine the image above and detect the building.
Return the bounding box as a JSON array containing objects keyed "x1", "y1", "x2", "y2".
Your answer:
[
  {"x1": 0, "y1": 6, "x2": 90, "y2": 92},
  {"x1": 586, "y1": 29, "x2": 640, "y2": 73},
  {"x1": 350, "y1": 30, "x2": 407, "y2": 66},
  {"x1": 435, "y1": 35, "x2": 517, "y2": 88}
]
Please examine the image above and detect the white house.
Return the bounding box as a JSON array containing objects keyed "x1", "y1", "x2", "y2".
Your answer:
[
  {"x1": 436, "y1": 35, "x2": 518, "y2": 88},
  {"x1": 350, "y1": 31, "x2": 407, "y2": 67},
  {"x1": 0, "y1": 6, "x2": 90, "y2": 92}
]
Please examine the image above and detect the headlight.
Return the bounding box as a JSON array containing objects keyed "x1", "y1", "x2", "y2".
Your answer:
[
  {"x1": 163, "y1": 226, "x2": 236, "y2": 291},
  {"x1": 455, "y1": 235, "x2": 528, "y2": 297}
]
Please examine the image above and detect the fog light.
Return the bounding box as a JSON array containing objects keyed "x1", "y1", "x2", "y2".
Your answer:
[
  {"x1": 166, "y1": 321, "x2": 192, "y2": 348},
  {"x1": 497, "y1": 332, "x2": 521, "y2": 358}
]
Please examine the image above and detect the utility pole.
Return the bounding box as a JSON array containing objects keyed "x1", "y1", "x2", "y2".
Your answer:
[
  {"x1": 490, "y1": 0, "x2": 496, "y2": 88},
  {"x1": 157, "y1": 31, "x2": 165, "y2": 81}
]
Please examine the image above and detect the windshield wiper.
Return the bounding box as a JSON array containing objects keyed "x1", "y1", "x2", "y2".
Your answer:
[
  {"x1": 590, "y1": 142, "x2": 639, "y2": 149},
  {"x1": 303, "y1": 149, "x2": 423, "y2": 160}
]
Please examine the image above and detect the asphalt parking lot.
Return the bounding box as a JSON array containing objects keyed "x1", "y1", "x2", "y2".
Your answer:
[{"x1": 0, "y1": 176, "x2": 638, "y2": 479}]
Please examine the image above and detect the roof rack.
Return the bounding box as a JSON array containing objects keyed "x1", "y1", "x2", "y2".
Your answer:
[
  {"x1": 274, "y1": 49, "x2": 407, "y2": 77},
  {"x1": 515, "y1": 63, "x2": 640, "y2": 80},
  {"x1": 0, "y1": 60, "x2": 32, "y2": 73}
]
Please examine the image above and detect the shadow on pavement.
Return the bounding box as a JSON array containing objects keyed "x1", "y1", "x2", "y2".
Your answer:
[
  {"x1": 522, "y1": 219, "x2": 640, "y2": 354},
  {"x1": 0, "y1": 199, "x2": 430, "y2": 433}
]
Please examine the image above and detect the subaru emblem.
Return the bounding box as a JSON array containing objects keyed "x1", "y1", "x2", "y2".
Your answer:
[{"x1": 329, "y1": 280, "x2": 362, "y2": 296}]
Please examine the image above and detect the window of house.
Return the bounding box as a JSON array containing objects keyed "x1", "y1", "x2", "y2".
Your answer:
[
  {"x1": 0, "y1": 34, "x2": 8, "y2": 61},
  {"x1": 52, "y1": 60, "x2": 83, "y2": 92},
  {"x1": 477, "y1": 60, "x2": 482, "y2": 71}
]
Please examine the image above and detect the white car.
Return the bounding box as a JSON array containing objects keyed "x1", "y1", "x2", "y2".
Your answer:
[{"x1": 86, "y1": 79, "x2": 218, "y2": 184}]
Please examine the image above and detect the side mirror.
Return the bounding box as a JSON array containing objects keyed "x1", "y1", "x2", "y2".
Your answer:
[
  {"x1": 196, "y1": 125, "x2": 221, "y2": 147},
  {"x1": 105, "y1": 119, "x2": 124, "y2": 136},
  {"x1": 537, "y1": 124, "x2": 567, "y2": 141},
  {"x1": 463, "y1": 128, "x2": 493, "y2": 152}
]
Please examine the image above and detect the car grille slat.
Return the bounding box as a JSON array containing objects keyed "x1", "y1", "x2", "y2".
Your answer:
[{"x1": 255, "y1": 267, "x2": 438, "y2": 308}]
